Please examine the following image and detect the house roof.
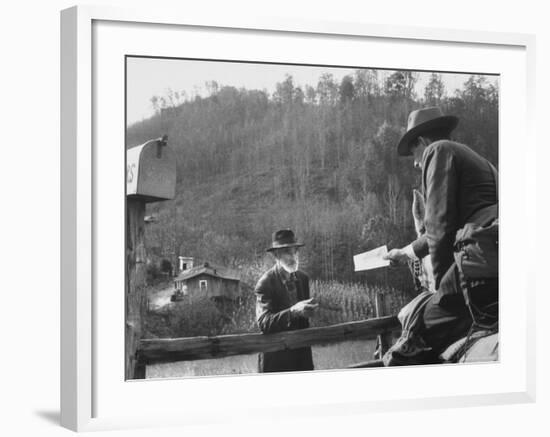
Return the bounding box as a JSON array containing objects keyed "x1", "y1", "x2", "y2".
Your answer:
[{"x1": 174, "y1": 262, "x2": 240, "y2": 282}]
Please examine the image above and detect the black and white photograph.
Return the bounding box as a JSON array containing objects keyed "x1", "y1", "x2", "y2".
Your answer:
[{"x1": 125, "y1": 56, "x2": 499, "y2": 379}]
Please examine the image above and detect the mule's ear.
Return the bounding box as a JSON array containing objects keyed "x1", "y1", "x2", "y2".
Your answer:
[{"x1": 412, "y1": 189, "x2": 425, "y2": 235}]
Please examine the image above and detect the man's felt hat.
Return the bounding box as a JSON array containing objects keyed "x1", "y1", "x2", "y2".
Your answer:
[
  {"x1": 397, "y1": 106, "x2": 459, "y2": 156},
  {"x1": 266, "y1": 229, "x2": 304, "y2": 252}
]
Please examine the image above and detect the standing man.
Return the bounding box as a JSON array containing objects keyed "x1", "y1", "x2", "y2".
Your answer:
[
  {"x1": 385, "y1": 107, "x2": 498, "y2": 358},
  {"x1": 255, "y1": 229, "x2": 318, "y2": 372}
]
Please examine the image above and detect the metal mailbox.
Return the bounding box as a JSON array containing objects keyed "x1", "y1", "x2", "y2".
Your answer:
[{"x1": 126, "y1": 136, "x2": 176, "y2": 202}]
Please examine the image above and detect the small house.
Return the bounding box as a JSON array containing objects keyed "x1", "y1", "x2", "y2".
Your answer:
[{"x1": 173, "y1": 262, "x2": 241, "y2": 300}]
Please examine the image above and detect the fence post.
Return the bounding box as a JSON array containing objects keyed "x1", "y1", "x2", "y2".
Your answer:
[
  {"x1": 126, "y1": 198, "x2": 147, "y2": 379},
  {"x1": 375, "y1": 291, "x2": 392, "y2": 358},
  {"x1": 125, "y1": 136, "x2": 176, "y2": 379}
]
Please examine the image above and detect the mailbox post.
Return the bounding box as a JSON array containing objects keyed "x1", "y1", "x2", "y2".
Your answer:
[{"x1": 126, "y1": 136, "x2": 176, "y2": 380}]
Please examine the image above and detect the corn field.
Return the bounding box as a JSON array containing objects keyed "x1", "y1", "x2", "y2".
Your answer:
[{"x1": 309, "y1": 280, "x2": 410, "y2": 327}]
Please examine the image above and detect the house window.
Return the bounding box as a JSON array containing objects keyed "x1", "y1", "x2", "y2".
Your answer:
[{"x1": 199, "y1": 280, "x2": 208, "y2": 292}]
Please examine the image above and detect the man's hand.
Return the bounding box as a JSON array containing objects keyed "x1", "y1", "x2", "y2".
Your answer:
[
  {"x1": 290, "y1": 297, "x2": 318, "y2": 318},
  {"x1": 383, "y1": 248, "x2": 410, "y2": 265}
]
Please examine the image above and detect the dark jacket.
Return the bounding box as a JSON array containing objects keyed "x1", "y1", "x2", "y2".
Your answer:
[
  {"x1": 255, "y1": 265, "x2": 314, "y2": 372},
  {"x1": 411, "y1": 140, "x2": 498, "y2": 289}
]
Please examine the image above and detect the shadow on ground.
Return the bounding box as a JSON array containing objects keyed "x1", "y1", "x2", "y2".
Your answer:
[{"x1": 34, "y1": 410, "x2": 60, "y2": 425}]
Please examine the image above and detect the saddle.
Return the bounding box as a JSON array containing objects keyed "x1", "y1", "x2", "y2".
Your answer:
[{"x1": 440, "y1": 331, "x2": 499, "y2": 363}]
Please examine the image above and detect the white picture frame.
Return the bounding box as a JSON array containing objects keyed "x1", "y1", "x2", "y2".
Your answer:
[{"x1": 60, "y1": 5, "x2": 536, "y2": 432}]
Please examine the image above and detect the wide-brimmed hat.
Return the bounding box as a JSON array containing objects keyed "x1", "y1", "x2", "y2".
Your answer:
[
  {"x1": 266, "y1": 229, "x2": 304, "y2": 252},
  {"x1": 397, "y1": 107, "x2": 459, "y2": 156}
]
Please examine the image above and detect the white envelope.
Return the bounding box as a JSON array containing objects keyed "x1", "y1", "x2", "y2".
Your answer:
[{"x1": 353, "y1": 245, "x2": 391, "y2": 271}]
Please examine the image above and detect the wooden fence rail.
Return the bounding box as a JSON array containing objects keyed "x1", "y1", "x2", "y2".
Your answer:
[{"x1": 138, "y1": 315, "x2": 400, "y2": 365}]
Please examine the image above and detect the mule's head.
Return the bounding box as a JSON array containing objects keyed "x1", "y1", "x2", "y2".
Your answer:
[
  {"x1": 412, "y1": 189, "x2": 426, "y2": 237},
  {"x1": 410, "y1": 189, "x2": 435, "y2": 293}
]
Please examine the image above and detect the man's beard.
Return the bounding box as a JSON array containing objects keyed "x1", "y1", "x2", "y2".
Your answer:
[{"x1": 279, "y1": 258, "x2": 299, "y2": 273}]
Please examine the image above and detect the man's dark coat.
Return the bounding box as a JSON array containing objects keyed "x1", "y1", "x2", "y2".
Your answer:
[
  {"x1": 255, "y1": 265, "x2": 314, "y2": 373},
  {"x1": 411, "y1": 140, "x2": 498, "y2": 290},
  {"x1": 409, "y1": 140, "x2": 498, "y2": 355}
]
